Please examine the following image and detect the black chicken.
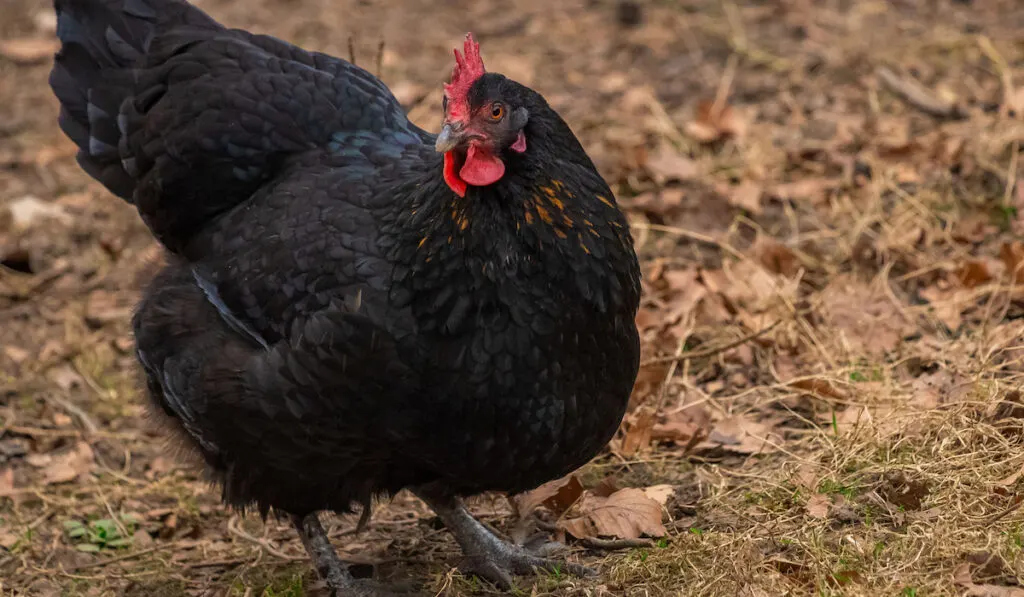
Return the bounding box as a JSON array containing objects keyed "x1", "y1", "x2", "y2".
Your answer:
[{"x1": 49, "y1": 0, "x2": 641, "y2": 593}]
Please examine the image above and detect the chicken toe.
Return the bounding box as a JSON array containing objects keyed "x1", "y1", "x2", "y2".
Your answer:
[
  {"x1": 292, "y1": 513, "x2": 406, "y2": 597},
  {"x1": 417, "y1": 492, "x2": 594, "y2": 589}
]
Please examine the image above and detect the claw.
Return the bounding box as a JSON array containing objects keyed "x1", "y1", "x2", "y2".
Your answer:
[{"x1": 415, "y1": 490, "x2": 595, "y2": 589}]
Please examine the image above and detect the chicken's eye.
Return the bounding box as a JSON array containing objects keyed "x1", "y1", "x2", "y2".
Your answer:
[{"x1": 489, "y1": 103, "x2": 505, "y2": 121}]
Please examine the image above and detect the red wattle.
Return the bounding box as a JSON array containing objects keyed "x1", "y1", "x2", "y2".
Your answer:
[
  {"x1": 459, "y1": 145, "x2": 505, "y2": 187},
  {"x1": 443, "y1": 151, "x2": 467, "y2": 197}
]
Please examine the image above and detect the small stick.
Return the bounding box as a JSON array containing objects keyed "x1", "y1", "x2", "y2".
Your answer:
[
  {"x1": 73, "y1": 545, "x2": 170, "y2": 571},
  {"x1": 875, "y1": 66, "x2": 966, "y2": 119},
  {"x1": 375, "y1": 39, "x2": 385, "y2": 79},
  {"x1": 347, "y1": 36, "x2": 356, "y2": 65},
  {"x1": 578, "y1": 537, "x2": 655, "y2": 550},
  {"x1": 640, "y1": 319, "x2": 782, "y2": 367},
  {"x1": 984, "y1": 494, "x2": 1024, "y2": 527}
]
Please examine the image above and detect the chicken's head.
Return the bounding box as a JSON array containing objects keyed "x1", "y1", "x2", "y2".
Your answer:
[{"x1": 436, "y1": 33, "x2": 529, "y2": 197}]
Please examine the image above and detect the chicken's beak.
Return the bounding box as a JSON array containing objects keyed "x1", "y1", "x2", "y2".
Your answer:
[{"x1": 435, "y1": 122, "x2": 463, "y2": 153}]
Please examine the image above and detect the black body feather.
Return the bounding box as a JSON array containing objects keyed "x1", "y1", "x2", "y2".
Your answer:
[{"x1": 51, "y1": 0, "x2": 641, "y2": 518}]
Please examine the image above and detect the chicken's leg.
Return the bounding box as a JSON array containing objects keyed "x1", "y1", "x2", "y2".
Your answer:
[
  {"x1": 292, "y1": 513, "x2": 403, "y2": 597},
  {"x1": 416, "y1": 492, "x2": 594, "y2": 589}
]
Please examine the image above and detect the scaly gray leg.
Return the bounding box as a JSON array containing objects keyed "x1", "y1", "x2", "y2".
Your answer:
[
  {"x1": 415, "y1": 491, "x2": 594, "y2": 589},
  {"x1": 291, "y1": 513, "x2": 407, "y2": 597}
]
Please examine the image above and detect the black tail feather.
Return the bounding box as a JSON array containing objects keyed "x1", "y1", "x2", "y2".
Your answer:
[{"x1": 49, "y1": 0, "x2": 219, "y2": 201}]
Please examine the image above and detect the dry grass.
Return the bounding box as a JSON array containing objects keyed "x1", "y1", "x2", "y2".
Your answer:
[{"x1": 2, "y1": 0, "x2": 1024, "y2": 595}]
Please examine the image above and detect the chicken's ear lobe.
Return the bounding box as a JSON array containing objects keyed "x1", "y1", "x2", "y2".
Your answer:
[
  {"x1": 511, "y1": 131, "x2": 527, "y2": 153},
  {"x1": 509, "y1": 107, "x2": 529, "y2": 153}
]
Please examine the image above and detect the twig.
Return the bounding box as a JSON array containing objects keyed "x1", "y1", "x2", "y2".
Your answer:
[
  {"x1": 73, "y1": 545, "x2": 172, "y2": 571},
  {"x1": 578, "y1": 537, "x2": 655, "y2": 550},
  {"x1": 640, "y1": 319, "x2": 782, "y2": 368},
  {"x1": 875, "y1": 66, "x2": 966, "y2": 119},
  {"x1": 1004, "y1": 140, "x2": 1019, "y2": 209},
  {"x1": 977, "y1": 35, "x2": 1015, "y2": 115},
  {"x1": 41, "y1": 394, "x2": 99, "y2": 435},
  {"x1": 375, "y1": 39, "x2": 385, "y2": 79},
  {"x1": 984, "y1": 494, "x2": 1024, "y2": 527},
  {"x1": 347, "y1": 36, "x2": 356, "y2": 65},
  {"x1": 227, "y1": 515, "x2": 299, "y2": 561}
]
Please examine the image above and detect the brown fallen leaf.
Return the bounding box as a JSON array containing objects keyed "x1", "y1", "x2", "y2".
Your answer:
[
  {"x1": 805, "y1": 493, "x2": 830, "y2": 519},
  {"x1": 685, "y1": 100, "x2": 748, "y2": 143},
  {"x1": 41, "y1": 442, "x2": 95, "y2": 486},
  {"x1": 515, "y1": 474, "x2": 584, "y2": 518},
  {"x1": 559, "y1": 488, "x2": 666, "y2": 540},
  {"x1": 620, "y1": 407, "x2": 655, "y2": 457},
  {"x1": 819, "y1": 275, "x2": 914, "y2": 357},
  {"x1": 643, "y1": 144, "x2": 699, "y2": 183},
  {"x1": 753, "y1": 237, "x2": 798, "y2": 277},
  {"x1": 701, "y1": 415, "x2": 782, "y2": 454},
  {"x1": 880, "y1": 471, "x2": 929, "y2": 511},
  {"x1": 0, "y1": 37, "x2": 59, "y2": 64},
  {"x1": 651, "y1": 406, "x2": 710, "y2": 451},
  {"x1": 1001, "y1": 242, "x2": 1024, "y2": 285},
  {"x1": 788, "y1": 378, "x2": 850, "y2": 401},
  {"x1": 0, "y1": 468, "x2": 14, "y2": 496},
  {"x1": 729, "y1": 181, "x2": 763, "y2": 214},
  {"x1": 919, "y1": 285, "x2": 966, "y2": 331},
  {"x1": 954, "y1": 560, "x2": 1024, "y2": 597},
  {"x1": 955, "y1": 259, "x2": 995, "y2": 288},
  {"x1": 641, "y1": 485, "x2": 675, "y2": 506}
]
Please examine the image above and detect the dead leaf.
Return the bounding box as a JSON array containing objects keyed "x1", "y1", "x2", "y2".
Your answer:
[
  {"x1": 685, "y1": 100, "x2": 748, "y2": 143},
  {"x1": 651, "y1": 406, "x2": 709, "y2": 450},
  {"x1": 643, "y1": 145, "x2": 699, "y2": 183},
  {"x1": 0, "y1": 37, "x2": 59, "y2": 64},
  {"x1": 753, "y1": 237, "x2": 798, "y2": 277},
  {"x1": 819, "y1": 275, "x2": 913, "y2": 357},
  {"x1": 1001, "y1": 242, "x2": 1024, "y2": 284},
  {"x1": 919, "y1": 285, "x2": 965, "y2": 331},
  {"x1": 956, "y1": 259, "x2": 994, "y2": 288},
  {"x1": 805, "y1": 493, "x2": 830, "y2": 519},
  {"x1": 515, "y1": 474, "x2": 585, "y2": 517},
  {"x1": 730, "y1": 181, "x2": 763, "y2": 214},
  {"x1": 701, "y1": 415, "x2": 782, "y2": 454},
  {"x1": 880, "y1": 471, "x2": 929, "y2": 511},
  {"x1": 3, "y1": 196, "x2": 71, "y2": 230},
  {"x1": 0, "y1": 468, "x2": 14, "y2": 496},
  {"x1": 40, "y1": 442, "x2": 95, "y2": 485},
  {"x1": 559, "y1": 488, "x2": 666, "y2": 539},
  {"x1": 788, "y1": 378, "x2": 850, "y2": 400},
  {"x1": 620, "y1": 407, "x2": 655, "y2": 456},
  {"x1": 641, "y1": 485, "x2": 675, "y2": 506},
  {"x1": 769, "y1": 178, "x2": 836, "y2": 204}
]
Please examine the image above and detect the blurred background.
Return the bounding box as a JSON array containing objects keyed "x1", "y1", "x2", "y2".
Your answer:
[{"x1": 2, "y1": 0, "x2": 1024, "y2": 595}]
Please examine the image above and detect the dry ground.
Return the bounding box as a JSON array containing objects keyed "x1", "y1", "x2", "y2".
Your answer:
[{"x1": 3, "y1": 0, "x2": 1024, "y2": 595}]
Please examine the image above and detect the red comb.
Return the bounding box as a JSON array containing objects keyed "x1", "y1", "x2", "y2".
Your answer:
[{"x1": 443, "y1": 33, "x2": 485, "y2": 120}]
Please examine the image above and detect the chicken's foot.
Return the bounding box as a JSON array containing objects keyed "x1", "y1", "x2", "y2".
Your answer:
[
  {"x1": 416, "y1": 492, "x2": 595, "y2": 589},
  {"x1": 292, "y1": 513, "x2": 405, "y2": 597}
]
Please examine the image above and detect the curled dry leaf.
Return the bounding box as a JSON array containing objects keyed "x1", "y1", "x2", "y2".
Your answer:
[
  {"x1": 685, "y1": 100, "x2": 747, "y2": 143},
  {"x1": 0, "y1": 467, "x2": 14, "y2": 496},
  {"x1": 701, "y1": 415, "x2": 782, "y2": 454},
  {"x1": 955, "y1": 259, "x2": 995, "y2": 288},
  {"x1": 41, "y1": 442, "x2": 95, "y2": 486},
  {"x1": 514, "y1": 474, "x2": 584, "y2": 518},
  {"x1": 805, "y1": 493, "x2": 830, "y2": 519},
  {"x1": 620, "y1": 407, "x2": 656, "y2": 457},
  {"x1": 788, "y1": 378, "x2": 850, "y2": 401},
  {"x1": 729, "y1": 181, "x2": 763, "y2": 214},
  {"x1": 819, "y1": 275, "x2": 914, "y2": 357},
  {"x1": 559, "y1": 488, "x2": 666, "y2": 540},
  {"x1": 1001, "y1": 242, "x2": 1024, "y2": 285},
  {"x1": 651, "y1": 406, "x2": 710, "y2": 451},
  {"x1": 643, "y1": 144, "x2": 699, "y2": 183}
]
